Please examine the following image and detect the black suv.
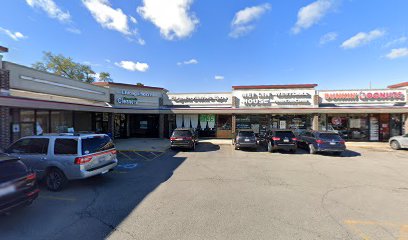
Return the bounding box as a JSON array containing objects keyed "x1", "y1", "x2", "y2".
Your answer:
[
  {"x1": 0, "y1": 155, "x2": 39, "y2": 214},
  {"x1": 260, "y1": 130, "x2": 297, "y2": 153},
  {"x1": 170, "y1": 128, "x2": 198, "y2": 150},
  {"x1": 234, "y1": 130, "x2": 257, "y2": 150}
]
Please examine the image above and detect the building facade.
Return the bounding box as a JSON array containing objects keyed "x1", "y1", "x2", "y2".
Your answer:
[{"x1": 1, "y1": 54, "x2": 408, "y2": 150}]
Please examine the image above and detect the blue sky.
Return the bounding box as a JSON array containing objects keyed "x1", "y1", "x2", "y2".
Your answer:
[{"x1": 1, "y1": 0, "x2": 408, "y2": 93}]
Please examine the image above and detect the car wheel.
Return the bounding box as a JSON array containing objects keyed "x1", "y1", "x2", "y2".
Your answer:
[
  {"x1": 290, "y1": 149, "x2": 296, "y2": 154},
  {"x1": 390, "y1": 140, "x2": 401, "y2": 150},
  {"x1": 309, "y1": 144, "x2": 317, "y2": 154},
  {"x1": 46, "y1": 168, "x2": 68, "y2": 192},
  {"x1": 267, "y1": 142, "x2": 273, "y2": 153}
]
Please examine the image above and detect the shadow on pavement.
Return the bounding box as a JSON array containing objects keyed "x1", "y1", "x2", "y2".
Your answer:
[
  {"x1": 0, "y1": 150, "x2": 187, "y2": 240},
  {"x1": 171, "y1": 142, "x2": 221, "y2": 153}
]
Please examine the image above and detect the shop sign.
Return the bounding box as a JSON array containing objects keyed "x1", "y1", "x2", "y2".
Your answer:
[
  {"x1": 320, "y1": 90, "x2": 406, "y2": 104},
  {"x1": 171, "y1": 96, "x2": 229, "y2": 104},
  {"x1": 235, "y1": 90, "x2": 315, "y2": 108},
  {"x1": 119, "y1": 89, "x2": 155, "y2": 97},
  {"x1": 200, "y1": 114, "x2": 215, "y2": 123},
  {"x1": 117, "y1": 97, "x2": 138, "y2": 105}
]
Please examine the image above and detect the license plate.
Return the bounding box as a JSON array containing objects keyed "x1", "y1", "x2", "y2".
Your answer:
[
  {"x1": 245, "y1": 139, "x2": 250, "y2": 142},
  {"x1": 330, "y1": 142, "x2": 336, "y2": 145},
  {"x1": 284, "y1": 139, "x2": 289, "y2": 143},
  {"x1": 0, "y1": 185, "x2": 16, "y2": 197}
]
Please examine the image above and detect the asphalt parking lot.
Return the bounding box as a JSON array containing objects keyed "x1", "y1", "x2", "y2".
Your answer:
[{"x1": 1, "y1": 143, "x2": 408, "y2": 240}]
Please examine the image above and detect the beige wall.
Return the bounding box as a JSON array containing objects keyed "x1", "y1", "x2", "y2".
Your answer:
[{"x1": 5, "y1": 61, "x2": 110, "y2": 102}]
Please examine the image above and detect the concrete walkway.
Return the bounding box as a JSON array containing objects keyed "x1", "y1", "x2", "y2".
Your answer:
[
  {"x1": 114, "y1": 138, "x2": 392, "y2": 152},
  {"x1": 114, "y1": 138, "x2": 170, "y2": 152}
]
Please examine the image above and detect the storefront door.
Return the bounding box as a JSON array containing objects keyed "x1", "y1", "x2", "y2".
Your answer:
[{"x1": 379, "y1": 114, "x2": 390, "y2": 141}]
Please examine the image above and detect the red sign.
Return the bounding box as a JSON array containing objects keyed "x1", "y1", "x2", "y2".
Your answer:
[{"x1": 324, "y1": 91, "x2": 405, "y2": 102}]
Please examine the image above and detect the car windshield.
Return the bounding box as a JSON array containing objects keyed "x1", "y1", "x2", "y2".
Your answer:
[
  {"x1": 238, "y1": 131, "x2": 255, "y2": 137},
  {"x1": 81, "y1": 135, "x2": 114, "y2": 155},
  {"x1": 275, "y1": 131, "x2": 295, "y2": 138},
  {"x1": 319, "y1": 133, "x2": 343, "y2": 141},
  {"x1": 172, "y1": 130, "x2": 192, "y2": 137}
]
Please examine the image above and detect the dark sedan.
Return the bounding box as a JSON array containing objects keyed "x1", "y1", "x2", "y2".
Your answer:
[
  {"x1": 170, "y1": 128, "x2": 198, "y2": 150},
  {"x1": 298, "y1": 131, "x2": 346, "y2": 155},
  {"x1": 0, "y1": 155, "x2": 39, "y2": 214}
]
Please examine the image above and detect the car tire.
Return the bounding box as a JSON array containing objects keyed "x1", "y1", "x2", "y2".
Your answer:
[
  {"x1": 267, "y1": 142, "x2": 273, "y2": 153},
  {"x1": 309, "y1": 144, "x2": 317, "y2": 154},
  {"x1": 332, "y1": 152, "x2": 342, "y2": 156},
  {"x1": 390, "y1": 140, "x2": 401, "y2": 150},
  {"x1": 290, "y1": 149, "x2": 296, "y2": 154},
  {"x1": 45, "y1": 168, "x2": 68, "y2": 192}
]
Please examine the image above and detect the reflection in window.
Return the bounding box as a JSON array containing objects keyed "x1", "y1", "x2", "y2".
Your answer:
[{"x1": 51, "y1": 111, "x2": 73, "y2": 133}]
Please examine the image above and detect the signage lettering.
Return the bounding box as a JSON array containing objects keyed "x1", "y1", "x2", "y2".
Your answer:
[
  {"x1": 324, "y1": 91, "x2": 405, "y2": 102},
  {"x1": 120, "y1": 89, "x2": 154, "y2": 97},
  {"x1": 117, "y1": 97, "x2": 138, "y2": 105},
  {"x1": 240, "y1": 91, "x2": 313, "y2": 107},
  {"x1": 171, "y1": 96, "x2": 229, "y2": 104}
]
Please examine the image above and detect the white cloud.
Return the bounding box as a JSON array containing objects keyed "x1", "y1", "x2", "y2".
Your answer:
[
  {"x1": 214, "y1": 75, "x2": 224, "y2": 80},
  {"x1": 26, "y1": 0, "x2": 71, "y2": 22},
  {"x1": 177, "y1": 58, "x2": 198, "y2": 66},
  {"x1": 319, "y1": 32, "x2": 337, "y2": 45},
  {"x1": 129, "y1": 16, "x2": 137, "y2": 24},
  {"x1": 137, "y1": 0, "x2": 199, "y2": 40},
  {"x1": 229, "y1": 3, "x2": 271, "y2": 38},
  {"x1": 292, "y1": 0, "x2": 334, "y2": 34},
  {"x1": 386, "y1": 48, "x2": 408, "y2": 60},
  {"x1": 115, "y1": 60, "x2": 149, "y2": 72},
  {"x1": 66, "y1": 27, "x2": 81, "y2": 34},
  {"x1": 82, "y1": 0, "x2": 132, "y2": 35},
  {"x1": 0, "y1": 27, "x2": 27, "y2": 41},
  {"x1": 384, "y1": 36, "x2": 407, "y2": 48},
  {"x1": 341, "y1": 29, "x2": 385, "y2": 49}
]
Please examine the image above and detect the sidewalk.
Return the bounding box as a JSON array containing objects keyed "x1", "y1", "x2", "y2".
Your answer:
[{"x1": 114, "y1": 138, "x2": 170, "y2": 152}]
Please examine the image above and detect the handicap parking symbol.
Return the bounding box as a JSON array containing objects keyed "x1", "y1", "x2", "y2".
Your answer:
[{"x1": 117, "y1": 163, "x2": 138, "y2": 169}]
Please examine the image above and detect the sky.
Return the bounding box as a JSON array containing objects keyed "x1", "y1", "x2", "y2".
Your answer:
[{"x1": 0, "y1": 0, "x2": 408, "y2": 93}]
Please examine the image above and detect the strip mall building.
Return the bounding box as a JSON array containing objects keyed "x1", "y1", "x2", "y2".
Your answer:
[{"x1": 1, "y1": 48, "x2": 407, "y2": 150}]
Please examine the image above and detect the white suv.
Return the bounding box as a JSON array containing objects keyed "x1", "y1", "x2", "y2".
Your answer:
[{"x1": 5, "y1": 134, "x2": 118, "y2": 191}]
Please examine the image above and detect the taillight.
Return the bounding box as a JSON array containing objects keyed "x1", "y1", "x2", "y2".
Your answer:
[
  {"x1": 272, "y1": 137, "x2": 280, "y2": 141},
  {"x1": 184, "y1": 137, "x2": 192, "y2": 140},
  {"x1": 316, "y1": 139, "x2": 325, "y2": 144},
  {"x1": 170, "y1": 137, "x2": 176, "y2": 141},
  {"x1": 74, "y1": 156, "x2": 93, "y2": 165},
  {"x1": 292, "y1": 138, "x2": 298, "y2": 141},
  {"x1": 26, "y1": 172, "x2": 36, "y2": 181},
  {"x1": 111, "y1": 149, "x2": 117, "y2": 155},
  {"x1": 339, "y1": 140, "x2": 345, "y2": 144}
]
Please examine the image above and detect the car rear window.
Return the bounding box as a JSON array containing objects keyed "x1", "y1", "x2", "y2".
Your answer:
[
  {"x1": 319, "y1": 133, "x2": 342, "y2": 141},
  {"x1": 81, "y1": 135, "x2": 114, "y2": 155},
  {"x1": 172, "y1": 130, "x2": 192, "y2": 137},
  {"x1": 54, "y1": 139, "x2": 78, "y2": 155},
  {"x1": 0, "y1": 160, "x2": 28, "y2": 184},
  {"x1": 275, "y1": 131, "x2": 295, "y2": 138},
  {"x1": 238, "y1": 131, "x2": 255, "y2": 137}
]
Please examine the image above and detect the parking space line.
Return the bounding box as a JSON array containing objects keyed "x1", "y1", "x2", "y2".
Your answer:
[
  {"x1": 119, "y1": 151, "x2": 134, "y2": 161},
  {"x1": 40, "y1": 195, "x2": 76, "y2": 202},
  {"x1": 133, "y1": 151, "x2": 150, "y2": 161}
]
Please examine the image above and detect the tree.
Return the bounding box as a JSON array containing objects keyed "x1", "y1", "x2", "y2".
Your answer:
[
  {"x1": 136, "y1": 82, "x2": 144, "y2": 86},
  {"x1": 99, "y1": 72, "x2": 113, "y2": 82},
  {"x1": 32, "y1": 51, "x2": 109, "y2": 83}
]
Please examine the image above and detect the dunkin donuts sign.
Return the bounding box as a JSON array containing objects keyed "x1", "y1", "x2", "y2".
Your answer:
[{"x1": 320, "y1": 90, "x2": 406, "y2": 104}]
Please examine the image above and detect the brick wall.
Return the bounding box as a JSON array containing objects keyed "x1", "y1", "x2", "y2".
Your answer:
[
  {"x1": 0, "y1": 69, "x2": 10, "y2": 90},
  {"x1": 0, "y1": 69, "x2": 10, "y2": 150}
]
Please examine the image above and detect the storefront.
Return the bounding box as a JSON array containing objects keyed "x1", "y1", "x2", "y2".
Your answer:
[
  {"x1": 2, "y1": 53, "x2": 408, "y2": 150},
  {"x1": 318, "y1": 89, "x2": 407, "y2": 141}
]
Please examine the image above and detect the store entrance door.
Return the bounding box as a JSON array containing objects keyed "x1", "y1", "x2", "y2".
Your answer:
[{"x1": 379, "y1": 114, "x2": 390, "y2": 141}]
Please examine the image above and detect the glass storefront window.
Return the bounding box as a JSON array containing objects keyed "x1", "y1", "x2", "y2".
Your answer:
[
  {"x1": 327, "y1": 114, "x2": 369, "y2": 141},
  {"x1": 390, "y1": 114, "x2": 402, "y2": 137},
  {"x1": 36, "y1": 110, "x2": 50, "y2": 135},
  {"x1": 217, "y1": 115, "x2": 231, "y2": 130},
  {"x1": 51, "y1": 111, "x2": 73, "y2": 133}
]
